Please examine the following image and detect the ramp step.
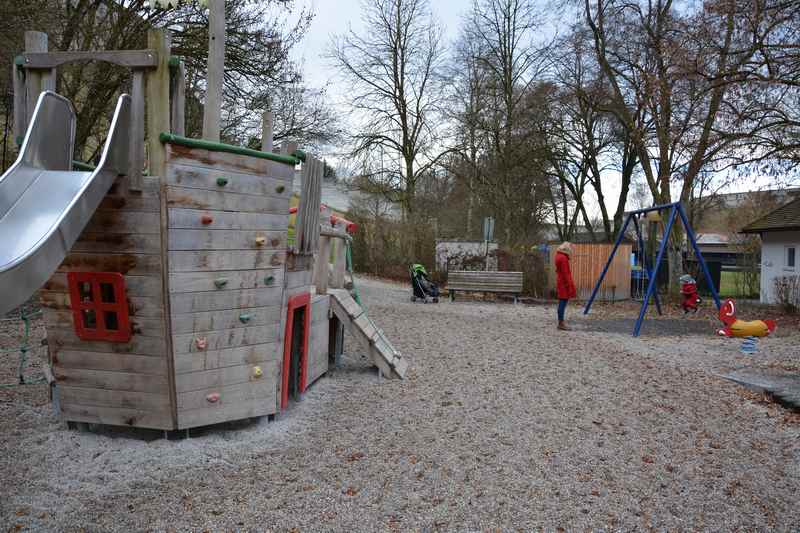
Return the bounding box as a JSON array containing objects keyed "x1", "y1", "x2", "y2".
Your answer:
[{"x1": 329, "y1": 289, "x2": 407, "y2": 379}]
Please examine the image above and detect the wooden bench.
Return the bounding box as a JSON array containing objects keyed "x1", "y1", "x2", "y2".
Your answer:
[{"x1": 447, "y1": 270, "x2": 524, "y2": 303}]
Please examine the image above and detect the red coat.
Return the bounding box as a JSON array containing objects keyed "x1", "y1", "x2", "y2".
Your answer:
[{"x1": 555, "y1": 251, "x2": 577, "y2": 300}]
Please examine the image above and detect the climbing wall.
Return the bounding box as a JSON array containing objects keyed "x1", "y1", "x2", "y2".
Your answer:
[
  {"x1": 41, "y1": 175, "x2": 175, "y2": 429},
  {"x1": 164, "y1": 143, "x2": 294, "y2": 429}
]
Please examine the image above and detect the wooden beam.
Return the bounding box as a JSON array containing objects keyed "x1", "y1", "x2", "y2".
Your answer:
[
  {"x1": 261, "y1": 110, "x2": 273, "y2": 152},
  {"x1": 202, "y1": 0, "x2": 225, "y2": 141},
  {"x1": 24, "y1": 31, "x2": 48, "y2": 125},
  {"x1": 20, "y1": 50, "x2": 158, "y2": 69},
  {"x1": 171, "y1": 61, "x2": 186, "y2": 136},
  {"x1": 331, "y1": 238, "x2": 347, "y2": 289},
  {"x1": 146, "y1": 28, "x2": 177, "y2": 429},
  {"x1": 12, "y1": 62, "x2": 26, "y2": 142},
  {"x1": 314, "y1": 236, "x2": 332, "y2": 295},
  {"x1": 129, "y1": 69, "x2": 145, "y2": 191}
]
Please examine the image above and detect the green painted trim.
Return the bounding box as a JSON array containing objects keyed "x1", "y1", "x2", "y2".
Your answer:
[
  {"x1": 159, "y1": 132, "x2": 300, "y2": 165},
  {"x1": 15, "y1": 136, "x2": 24, "y2": 147},
  {"x1": 293, "y1": 149, "x2": 307, "y2": 162},
  {"x1": 14, "y1": 55, "x2": 24, "y2": 67},
  {"x1": 72, "y1": 160, "x2": 95, "y2": 171},
  {"x1": 169, "y1": 56, "x2": 181, "y2": 68}
]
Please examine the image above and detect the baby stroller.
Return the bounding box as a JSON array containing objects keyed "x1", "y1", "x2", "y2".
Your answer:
[{"x1": 410, "y1": 264, "x2": 439, "y2": 303}]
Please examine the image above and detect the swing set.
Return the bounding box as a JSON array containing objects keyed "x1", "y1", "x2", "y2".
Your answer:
[{"x1": 584, "y1": 202, "x2": 721, "y2": 336}]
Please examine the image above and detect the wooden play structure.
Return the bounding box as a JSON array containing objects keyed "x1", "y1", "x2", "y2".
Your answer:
[{"x1": 1, "y1": 28, "x2": 406, "y2": 432}]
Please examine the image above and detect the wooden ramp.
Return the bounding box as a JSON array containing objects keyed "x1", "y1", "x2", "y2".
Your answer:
[{"x1": 328, "y1": 289, "x2": 408, "y2": 379}]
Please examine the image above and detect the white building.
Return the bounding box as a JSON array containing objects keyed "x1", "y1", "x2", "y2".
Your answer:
[{"x1": 741, "y1": 197, "x2": 800, "y2": 304}]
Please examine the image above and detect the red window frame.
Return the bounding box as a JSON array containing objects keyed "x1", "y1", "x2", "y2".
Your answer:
[
  {"x1": 67, "y1": 272, "x2": 131, "y2": 342},
  {"x1": 281, "y1": 292, "x2": 311, "y2": 410}
]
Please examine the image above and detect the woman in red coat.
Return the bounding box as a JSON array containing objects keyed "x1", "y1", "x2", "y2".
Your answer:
[{"x1": 554, "y1": 242, "x2": 577, "y2": 330}]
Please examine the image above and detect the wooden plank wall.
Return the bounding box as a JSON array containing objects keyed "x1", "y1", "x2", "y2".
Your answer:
[
  {"x1": 41, "y1": 176, "x2": 175, "y2": 429},
  {"x1": 165, "y1": 144, "x2": 293, "y2": 429},
  {"x1": 306, "y1": 294, "x2": 330, "y2": 386},
  {"x1": 549, "y1": 243, "x2": 632, "y2": 301}
]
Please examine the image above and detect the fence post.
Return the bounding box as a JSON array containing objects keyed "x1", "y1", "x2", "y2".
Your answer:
[{"x1": 331, "y1": 238, "x2": 347, "y2": 288}]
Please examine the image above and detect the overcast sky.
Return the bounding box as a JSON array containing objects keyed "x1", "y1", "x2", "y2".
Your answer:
[{"x1": 291, "y1": 0, "x2": 470, "y2": 102}]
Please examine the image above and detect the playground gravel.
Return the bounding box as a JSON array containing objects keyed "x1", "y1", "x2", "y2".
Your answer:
[{"x1": 2, "y1": 278, "x2": 800, "y2": 531}]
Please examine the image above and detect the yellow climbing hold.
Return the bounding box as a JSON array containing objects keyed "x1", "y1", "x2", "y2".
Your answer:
[{"x1": 253, "y1": 366, "x2": 263, "y2": 378}]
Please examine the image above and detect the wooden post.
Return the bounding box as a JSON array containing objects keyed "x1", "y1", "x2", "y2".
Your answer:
[
  {"x1": 129, "y1": 69, "x2": 145, "y2": 191},
  {"x1": 24, "y1": 32, "x2": 48, "y2": 124},
  {"x1": 261, "y1": 110, "x2": 273, "y2": 152},
  {"x1": 314, "y1": 236, "x2": 332, "y2": 295},
  {"x1": 202, "y1": 0, "x2": 225, "y2": 141},
  {"x1": 146, "y1": 29, "x2": 171, "y2": 179},
  {"x1": 12, "y1": 62, "x2": 26, "y2": 143},
  {"x1": 146, "y1": 28, "x2": 177, "y2": 429},
  {"x1": 331, "y1": 238, "x2": 346, "y2": 289},
  {"x1": 171, "y1": 61, "x2": 186, "y2": 136}
]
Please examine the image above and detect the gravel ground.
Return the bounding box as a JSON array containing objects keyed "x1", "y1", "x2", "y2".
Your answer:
[{"x1": 2, "y1": 278, "x2": 800, "y2": 531}]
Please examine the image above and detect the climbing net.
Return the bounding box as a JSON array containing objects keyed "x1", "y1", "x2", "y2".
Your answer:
[{"x1": 0, "y1": 306, "x2": 44, "y2": 388}]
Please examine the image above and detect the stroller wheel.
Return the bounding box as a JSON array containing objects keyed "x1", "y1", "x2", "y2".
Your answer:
[{"x1": 410, "y1": 296, "x2": 416, "y2": 302}]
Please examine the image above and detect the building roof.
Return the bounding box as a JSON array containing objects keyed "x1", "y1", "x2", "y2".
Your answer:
[
  {"x1": 695, "y1": 233, "x2": 730, "y2": 245},
  {"x1": 740, "y1": 197, "x2": 800, "y2": 233}
]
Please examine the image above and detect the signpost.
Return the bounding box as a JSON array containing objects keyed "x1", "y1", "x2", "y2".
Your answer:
[{"x1": 483, "y1": 216, "x2": 495, "y2": 271}]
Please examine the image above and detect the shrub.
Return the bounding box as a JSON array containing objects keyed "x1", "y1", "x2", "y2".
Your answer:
[{"x1": 773, "y1": 275, "x2": 800, "y2": 313}]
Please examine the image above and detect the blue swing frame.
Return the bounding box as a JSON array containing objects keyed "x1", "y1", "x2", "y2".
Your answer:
[{"x1": 583, "y1": 202, "x2": 721, "y2": 336}]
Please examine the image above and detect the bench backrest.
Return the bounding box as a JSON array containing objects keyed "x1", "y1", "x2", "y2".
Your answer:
[{"x1": 448, "y1": 270, "x2": 524, "y2": 293}]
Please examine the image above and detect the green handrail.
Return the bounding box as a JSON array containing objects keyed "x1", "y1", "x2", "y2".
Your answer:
[{"x1": 159, "y1": 132, "x2": 302, "y2": 166}]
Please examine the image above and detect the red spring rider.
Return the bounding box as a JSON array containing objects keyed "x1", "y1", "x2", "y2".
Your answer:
[{"x1": 680, "y1": 274, "x2": 701, "y2": 314}]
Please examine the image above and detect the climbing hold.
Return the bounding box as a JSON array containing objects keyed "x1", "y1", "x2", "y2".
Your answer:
[
  {"x1": 213, "y1": 278, "x2": 228, "y2": 289},
  {"x1": 264, "y1": 275, "x2": 275, "y2": 285},
  {"x1": 201, "y1": 215, "x2": 213, "y2": 225},
  {"x1": 255, "y1": 236, "x2": 266, "y2": 246},
  {"x1": 216, "y1": 177, "x2": 229, "y2": 186},
  {"x1": 195, "y1": 337, "x2": 208, "y2": 350},
  {"x1": 276, "y1": 185, "x2": 285, "y2": 194},
  {"x1": 270, "y1": 253, "x2": 282, "y2": 266},
  {"x1": 206, "y1": 392, "x2": 220, "y2": 403},
  {"x1": 252, "y1": 366, "x2": 263, "y2": 378},
  {"x1": 239, "y1": 313, "x2": 252, "y2": 324}
]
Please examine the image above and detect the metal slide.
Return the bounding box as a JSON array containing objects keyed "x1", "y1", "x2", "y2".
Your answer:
[{"x1": 0, "y1": 91, "x2": 130, "y2": 315}]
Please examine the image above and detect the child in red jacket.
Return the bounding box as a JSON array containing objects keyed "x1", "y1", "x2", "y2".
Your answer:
[
  {"x1": 680, "y1": 274, "x2": 701, "y2": 314},
  {"x1": 555, "y1": 242, "x2": 577, "y2": 330}
]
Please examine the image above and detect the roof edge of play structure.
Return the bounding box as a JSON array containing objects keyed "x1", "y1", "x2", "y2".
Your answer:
[{"x1": 159, "y1": 133, "x2": 302, "y2": 166}]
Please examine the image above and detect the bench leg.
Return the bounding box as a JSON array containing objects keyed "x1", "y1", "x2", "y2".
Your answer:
[
  {"x1": 450, "y1": 290, "x2": 454, "y2": 302},
  {"x1": 514, "y1": 295, "x2": 518, "y2": 305}
]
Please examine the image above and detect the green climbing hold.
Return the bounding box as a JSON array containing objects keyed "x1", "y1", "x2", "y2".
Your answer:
[
  {"x1": 239, "y1": 313, "x2": 252, "y2": 324},
  {"x1": 264, "y1": 275, "x2": 275, "y2": 285},
  {"x1": 216, "y1": 177, "x2": 229, "y2": 186},
  {"x1": 276, "y1": 185, "x2": 285, "y2": 194},
  {"x1": 214, "y1": 278, "x2": 228, "y2": 288}
]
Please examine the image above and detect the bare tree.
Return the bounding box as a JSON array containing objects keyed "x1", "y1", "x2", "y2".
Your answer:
[{"x1": 330, "y1": 0, "x2": 448, "y2": 216}]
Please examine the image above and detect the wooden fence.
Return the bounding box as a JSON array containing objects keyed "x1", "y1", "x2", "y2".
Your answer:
[{"x1": 549, "y1": 243, "x2": 632, "y2": 301}]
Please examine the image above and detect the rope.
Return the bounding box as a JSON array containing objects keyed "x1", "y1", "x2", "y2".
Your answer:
[{"x1": 0, "y1": 306, "x2": 45, "y2": 388}]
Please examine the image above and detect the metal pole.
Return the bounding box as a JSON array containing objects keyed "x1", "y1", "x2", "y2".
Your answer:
[
  {"x1": 584, "y1": 214, "x2": 632, "y2": 314},
  {"x1": 677, "y1": 203, "x2": 721, "y2": 309},
  {"x1": 631, "y1": 215, "x2": 662, "y2": 315},
  {"x1": 633, "y1": 205, "x2": 678, "y2": 336}
]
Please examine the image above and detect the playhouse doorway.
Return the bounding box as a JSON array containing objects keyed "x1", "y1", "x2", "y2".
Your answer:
[{"x1": 281, "y1": 293, "x2": 311, "y2": 409}]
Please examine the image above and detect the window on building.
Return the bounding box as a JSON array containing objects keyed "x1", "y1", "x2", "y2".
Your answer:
[
  {"x1": 67, "y1": 272, "x2": 131, "y2": 342},
  {"x1": 787, "y1": 246, "x2": 796, "y2": 269}
]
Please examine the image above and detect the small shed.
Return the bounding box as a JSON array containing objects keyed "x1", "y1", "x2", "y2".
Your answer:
[
  {"x1": 548, "y1": 241, "x2": 632, "y2": 301},
  {"x1": 741, "y1": 197, "x2": 800, "y2": 304}
]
